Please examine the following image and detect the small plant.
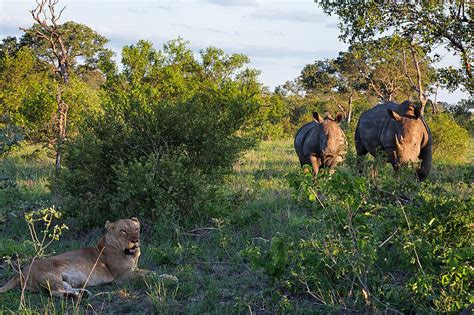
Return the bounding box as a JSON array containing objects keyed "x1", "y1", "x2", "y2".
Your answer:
[
  {"x1": 6, "y1": 206, "x2": 68, "y2": 309},
  {"x1": 146, "y1": 275, "x2": 179, "y2": 314},
  {"x1": 24, "y1": 206, "x2": 68, "y2": 257},
  {"x1": 246, "y1": 160, "x2": 473, "y2": 313}
]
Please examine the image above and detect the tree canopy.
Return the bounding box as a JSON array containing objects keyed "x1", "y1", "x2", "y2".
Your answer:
[{"x1": 317, "y1": 1, "x2": 473, "y2": 93}]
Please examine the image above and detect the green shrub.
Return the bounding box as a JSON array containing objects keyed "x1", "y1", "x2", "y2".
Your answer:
[
  {"x1": 60, "y1": 39, "x2": 262, "y2": 226},
  {"x1": 428, "y1": 113, "x2": 470, "y2": 164},
  {"x1": 243, "y1": 163, "x2": 473, "y2": 312},
  {"x1": 446, "y1": 99, "x2": 473, "y2": 136},
  {"x1": 248, "y1": 94, "x2": 290, "y2": 140},
  {"x1": 0, "y1": 46, "x2": 102, "y2": 143}
]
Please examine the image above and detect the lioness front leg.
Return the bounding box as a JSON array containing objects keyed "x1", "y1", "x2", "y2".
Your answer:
[
  {"x1": 115, "y1": 268, "x2": 151, "y2": 283},
  {"x1": 116, "y1": 269, "x2": 178, "y2": 284}
]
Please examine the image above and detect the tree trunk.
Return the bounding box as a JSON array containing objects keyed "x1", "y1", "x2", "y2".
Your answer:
[
  {"x1": 347, "y1": 93, "x2": 353, "y2": 124},
  {"x1": 388, "y1": 92, "x2": 394, "y2": 102},
  {"x1": 419, "y1": 97, "x2": 428, "y2": 115},
  {"x1": 55, "y1": 99, "x2": 68, "y2": 178},
  {"x1": 409, "y1": 43, "x2": 427, "y2": 114},
  {"x1": 53, "y1": 57, "x2": 69, "y2": 199}
]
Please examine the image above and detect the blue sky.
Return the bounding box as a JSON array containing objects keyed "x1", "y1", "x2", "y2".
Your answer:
[{"x1": 0, "y1": 0, "x2": 469, "y2": 103}]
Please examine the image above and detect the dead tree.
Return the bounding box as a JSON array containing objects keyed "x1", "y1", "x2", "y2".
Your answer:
[
  {"x1": 21, "y1": 0, "x2": 70, "y2": 196},
  {"x1": 402, "y1": 41, "x2": 429, "y2": 114}
]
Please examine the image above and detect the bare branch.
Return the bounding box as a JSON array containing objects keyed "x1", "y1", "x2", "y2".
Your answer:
[
  {"x1": 409, "y1": 43, "x2": 427, "y2": 110},
  {"x1": 368, "y1": 78, "x2": 385, "y2": 100},
  {"x1": 57, "y1": 5, "x2": 67, "y2": 22}
]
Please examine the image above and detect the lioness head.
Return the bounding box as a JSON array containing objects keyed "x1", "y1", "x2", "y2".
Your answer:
[{"x1": 104, "y1": 218, "x2": 141, "y2": 257}]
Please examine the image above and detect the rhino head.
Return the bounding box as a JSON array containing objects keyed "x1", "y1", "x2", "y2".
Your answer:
[
  {"x1": 313, "y1": 111, "x2": 347, "y2": 171},
  {"x1": 387, "y1": 106, "x2": 425, "y2": 166}
]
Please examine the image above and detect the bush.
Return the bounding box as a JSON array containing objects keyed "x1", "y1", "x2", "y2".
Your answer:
[
  {"x1": 60, "y1": 39, "x2": 262, "y2": 226},
  {"x1": 428, "y1": 113, "x2": 470, "y2": 164},
  {"x1": 445, "y1": 98, "x2": 473, "y2": 136},
  {"x1": 0, "y1": 45, "x2": 103, "y2": 143},
  {"x1": 248, "y1": 94, "x2": 290, "y2": 140},
  {"x1": 243, "y1": 163, "x2": 473, "y2": 312}
]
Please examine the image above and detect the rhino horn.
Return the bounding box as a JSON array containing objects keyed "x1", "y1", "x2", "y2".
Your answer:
[{"x1": 395, "y1": 135, "x2": 400, "y2": 148}]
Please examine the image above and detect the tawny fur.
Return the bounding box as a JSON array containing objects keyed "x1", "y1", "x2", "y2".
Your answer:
[{"x1": 0, "y1": 218, "x2": 149, "y2": 298}]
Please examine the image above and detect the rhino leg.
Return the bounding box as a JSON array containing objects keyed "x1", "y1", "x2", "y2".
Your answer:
[
  {"x1": 417, "y1": 145, "x2": 432, "y2": 181},
  {"x1": 354, "y1": 128, "x2": 368, "y2": 173},
  {"x1": 309, "y1": 155, "x2": 320, "y2": 176},
  {"x1": 355, "y1": 149, "x2": 368, "y2": 174}
]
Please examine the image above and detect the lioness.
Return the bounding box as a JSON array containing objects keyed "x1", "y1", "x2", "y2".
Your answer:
[{"x1": 0, "y1": 218, "x2": 148, "y2": 298}]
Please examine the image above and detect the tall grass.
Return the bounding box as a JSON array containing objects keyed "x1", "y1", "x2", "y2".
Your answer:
[{"x1": 0, "y1": 137, "x2": 472, "y2": 313}]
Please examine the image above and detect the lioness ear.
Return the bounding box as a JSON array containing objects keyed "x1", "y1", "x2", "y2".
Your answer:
[
  {"x1": 105, "y1": 220, "x2": 115, "y2": 231},
  {"x1": 312, "y1": 112, "x2": 324, "y2": 124},
  {"x1": 130, "y1": 217, "x2": 140, "y2": 225},
  {"x1": 387, "y1": 109, "x2": 403, "y2": 122},
  {"x1": 335, "y1": 112, "x2": 344, "y2": 123}
]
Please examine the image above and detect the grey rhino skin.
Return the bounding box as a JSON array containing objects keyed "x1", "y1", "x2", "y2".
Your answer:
[
  {"x1": 355, "y1": 101, "x2": 432, "y2": 180},
  {"x1": 294, "y1": 112, "x2": 347, "y2": 175}
]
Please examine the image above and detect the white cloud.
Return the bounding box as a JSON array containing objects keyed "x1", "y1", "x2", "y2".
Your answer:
[
  {"x1": 127, "y1": 3, "x2": 173, "y2": 14},
  {"x1": 0, "y1": 0, "x2": 468, "y2": 102},
  {"x1": 206, "y1": 0, "x2": 258, "y2": 7},
  {"x1": 251, "y1": 8, "x2": 326, "y2": 23}
]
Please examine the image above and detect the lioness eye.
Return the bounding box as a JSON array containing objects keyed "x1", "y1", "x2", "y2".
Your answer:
[
  {"x1": 121, "y1": 229, "x2": 127, "y2": 234},
  {"x1": 135, "y1": 228, "x2": 139, "y2": 232}
]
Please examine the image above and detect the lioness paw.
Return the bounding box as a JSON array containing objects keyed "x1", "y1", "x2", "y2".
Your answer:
[
  {"x1": 158, "y1": 274, "x2": 179, "y2": 284},
  {"x1": 79, "y1": 288, "x2": 92, "y2": 298}
]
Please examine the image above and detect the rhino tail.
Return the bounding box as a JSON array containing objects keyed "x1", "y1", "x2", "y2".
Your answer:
[{"x1": 0, "y1": 274, "x2": 20, "y2": 293}]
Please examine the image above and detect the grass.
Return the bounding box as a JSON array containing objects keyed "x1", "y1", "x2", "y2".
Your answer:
[
  {"x1": 0, "y1": 138, "x2": 472, "y2": 313},
  {"x1": 0, "y1": 139, "x2": 303, "y2": 313}
]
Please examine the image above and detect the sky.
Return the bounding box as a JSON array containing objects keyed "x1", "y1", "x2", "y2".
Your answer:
[{"x1": 0, "y1": 0, "x2": 469, "y2": 104}]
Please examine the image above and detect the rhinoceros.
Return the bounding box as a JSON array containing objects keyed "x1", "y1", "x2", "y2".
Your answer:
[
  {"x1": 294, "y1": 112, "x2": 347, "y2": 175},
  {"x1": 355, "y1": 101, "x2": 432, "y2": 180}
]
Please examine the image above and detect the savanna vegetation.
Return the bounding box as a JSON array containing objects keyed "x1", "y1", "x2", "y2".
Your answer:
[{"x1": 0, "y1": 0, "x2": 472, "y2": 313}]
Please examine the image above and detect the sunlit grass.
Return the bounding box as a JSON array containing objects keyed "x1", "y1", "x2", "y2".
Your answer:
[{"x1": 0, "y1": 137, "x2": 472, "y2": 313}]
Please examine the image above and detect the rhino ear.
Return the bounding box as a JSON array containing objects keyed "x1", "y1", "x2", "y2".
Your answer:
[
  {"x1": 413, "y1": 106, "x2": 421, "y2": 119},
  {"x1": 312, "y1": 112, "x2": 324, "y2": 124},
  {"x1": 387, "y1": 109, "x2": 403, "y2": 122},
  {"x1": 335, "y1": 112, "x2": 344, "y2": 123}
]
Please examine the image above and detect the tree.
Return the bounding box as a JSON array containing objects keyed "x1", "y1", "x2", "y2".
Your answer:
[
  {"x1": 317, "y1": 1, "x2": 473, "y2": 93},
  {"x1": 20, "y1": 0, "x2": 108, "y2": 187},
  {"x1": 0, "y1": 41, "x2": 56, "y2": 142},
  {"x1": 60, "y1": 39, "x2": 263, "y2": 226},
  {"x1": 300, "y1": 35, "x2": 436, "y2": 114},
  {"x1": 348, "y1": 36, "x2": 435, "y2": 112},
  {"x1": 0, "y1": 36, "x2": 104, "y2": 145},
  {"x1": 299, "y1": 59, "x2": 359, "y2": 122},
  {"x1": 0, "y1": 36, "x2": 20, "y2": 61}
]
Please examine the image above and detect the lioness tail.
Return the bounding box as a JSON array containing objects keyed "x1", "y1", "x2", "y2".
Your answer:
[{"x1": 0, "y1": 275, "x2": 20, "y2": 293}]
